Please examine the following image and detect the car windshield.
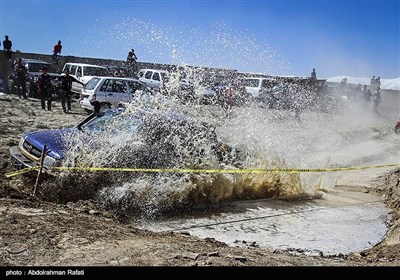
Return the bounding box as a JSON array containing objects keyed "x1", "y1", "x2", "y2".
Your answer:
[
  {"x1": 84, "y1": 77, "x2": 102, "y2": 90},
  {"x1": 83, "y1": 66, "x2": 109, "y2": 76},
  {"x1": 28, "y1": 63, "x2": 57, "y2": 73},
  {"x1": 82, "y1": 110, "x2": 142, "y2": 134},
  {"x1": 242, "y1": 78, "x2": 261, "y2": 87}
]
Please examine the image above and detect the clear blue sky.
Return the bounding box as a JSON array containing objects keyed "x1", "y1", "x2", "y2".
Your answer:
[{"x1": 1, "y1": 0, "x2": 399, "y2": 79}]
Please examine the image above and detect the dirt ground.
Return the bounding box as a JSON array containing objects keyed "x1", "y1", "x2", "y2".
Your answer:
[{"x1": 0, "y1": 93, "x2": 399, "y2": 268}]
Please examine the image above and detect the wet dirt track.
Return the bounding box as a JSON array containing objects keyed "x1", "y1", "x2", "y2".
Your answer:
[{"x1": 1, "y1": 93, "x2": 400, "y2": 267}]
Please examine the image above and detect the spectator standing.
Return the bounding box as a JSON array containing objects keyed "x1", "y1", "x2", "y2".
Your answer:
[
  {"x1": 375, "y1": 76, "x2": 381, "y2": 87},
  {"x1": 370, "y1": 75, "x2": 381, "y2": 91},
  {"x1": 361, "y1": 84, "x2": 367, "y2": 96},
  {"x1": 37, "y1": 66, "x2": 54, "y2": 110},
  {"x1": 310, "y1": 68, "x2": 317, "y2": 80},
  {"x1": 14, "y1": 58, "x2": 27, "y2": 99},
  {"x1": 3, "y1": 35, "x2": 12, "y2": 61},
  {"x1": 59, "y1": 69, "x2": 84, "y2": 113},
  {"x1": 354, "y1": 83, "x2": 362, "y2": 101},
  {"x1": 126, "y1": 49, "x2": 138, "y2": 75},
  {"x1": 339, "y1": 78, "x2": 348, "y2": 94},
  {"x1": 372, "y1": 87, "x2": 382, "y2": 114},
  {"x1": 365, "y1": 89, "x2": 372, "y2": 102},
  {"x1": 52, "y1": 40, "x2": 62, "y2": 64},
  {"x1": 370, "y1": 75, "x2": 376, "y2": 86}
]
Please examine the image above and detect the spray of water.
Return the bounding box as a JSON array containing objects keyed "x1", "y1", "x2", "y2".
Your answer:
[
  {"x1": 35, "y1": 18, "x2": 395, "y2": 220},
  {"x1": 91, "y1": 17, "x2": 290, "y2": 75}
]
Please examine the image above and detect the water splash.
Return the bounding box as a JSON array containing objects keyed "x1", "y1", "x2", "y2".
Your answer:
[
  {"x1": 70, "y1": 98, "x2": 301, "y2": 216},
  {"x1": 92, "y1": 17, "x2": 290, "y2": 75},
  {"x1": 35, "y1": 17, "x2": 396, "y2": 220}
]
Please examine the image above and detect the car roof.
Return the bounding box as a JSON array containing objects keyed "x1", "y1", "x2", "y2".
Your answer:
[
  {"x1": 92, "y1": 76, "x2": 143, "y2": 81},
  {"x1": 64, "y1": 63, "x2": 108, "y2": 68},
  {"x1": 19, "y1": 58, "x2": 51, "y2": 64},
  {"x1": 139, "y1": 69, "x2": 169, "y2": 73}
]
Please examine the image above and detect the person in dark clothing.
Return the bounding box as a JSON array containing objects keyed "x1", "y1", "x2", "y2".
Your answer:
[
  {"x1": 372, "y1": 87, "x2": 382, "y2": 114},
  {"x1": 310, "y1": 68, "x2": 317, "y2": 80},
  {"x1": 59, "y1": 68, "x2": 84, "y2": 113},
  {"x1": 365, "y1": 89, "x2": 372, "y2": 102},
  {"x1": 37, "y1": 66, "x2": 54, "y2": 110},
  {"x1": 14, "y1": 58, "x2": 27, "y2": 99},
  {"x1": 3, "y1": 35, "x2": 12, "y2": 61},
  {"x1": 126, "y1": 48, "x2": 138, "y2": 76}
]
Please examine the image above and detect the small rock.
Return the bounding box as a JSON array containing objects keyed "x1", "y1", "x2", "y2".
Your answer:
[
  {"x1": 88, "y1": 210, "x2": 100, "y2": 215},
  {"x1": 208, "y1": 251, "x2": 219, "y2": 257},
  {"x1": 360, "y1": 251, "x2": 367, "y2": 257},
  {"x1": 249, "y1": 241, "x2": 259, "y2": 247},
  {"x1": 29, "y1": 228, "x2": 37, "y2": 234},
  {"x1": 234, "y1": 256, "x2": 248, "y2": 262},
  {"x1": 182, "y1": 253, "x2": 199, "y2": 260},
  {"x1": 109, "y1": 260, "x2": 119, "y2": 266}
]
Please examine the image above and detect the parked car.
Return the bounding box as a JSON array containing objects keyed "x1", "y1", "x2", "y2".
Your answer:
[
  {"x1": 137, "y1": 68, "x2": 169, "y2": 90},
  {"x1": 102, "y1": 65, "x2": 129, "y2": 77},
  {"x1": 238, "y1": 77, "x2": 276, "y2": 99},
  {"x1": 79, "y1": 76, "x2": 150, "y2": 113},
  {"x1": 8, "y1": 58, "x2": 61, "y2": 97},
  {"x1": 10, "y1": 101, "x2": 243, "y2": 172},
  {"x1": 137, "y1": 68, "x2": 194, "y2": 100},
  {"x1": 202, "y1": 79, "x2": 252, "y2": 107},
  {"x1": 62, "y1": 63, "x2": 110, "y2": 96},
  {"x1": 197, "y1": 85, "x2": 220, "y2": 105}
]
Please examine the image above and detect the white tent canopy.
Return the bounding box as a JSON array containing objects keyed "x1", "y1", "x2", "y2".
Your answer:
[{"x1": 326, "y1": 76, "x2": 400, "y2": 91}]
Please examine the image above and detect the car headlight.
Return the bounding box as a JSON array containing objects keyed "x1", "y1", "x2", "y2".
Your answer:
[
  {"x1": 43, "y1": 155, "x2": 58, "y2": 169},
  {"x1": 18, "y1": 136, "x2": 26, "y2": 149}
]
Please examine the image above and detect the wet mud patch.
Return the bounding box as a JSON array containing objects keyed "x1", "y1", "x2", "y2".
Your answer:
[{"x1": 138, "y1": 187, "x2": 389, "y2": 256}]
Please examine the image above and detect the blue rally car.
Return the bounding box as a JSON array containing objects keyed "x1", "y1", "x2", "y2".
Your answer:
[{"x1": 10, "y1": 101, "x2": 242, "y2": 172}]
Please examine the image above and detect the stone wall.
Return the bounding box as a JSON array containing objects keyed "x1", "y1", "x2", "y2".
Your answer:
[{"x1": 0, "y1": 50, "x2": 173, "y2": 79}]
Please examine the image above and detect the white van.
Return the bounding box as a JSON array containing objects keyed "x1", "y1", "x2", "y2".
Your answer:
[
  {"x1": 62, "y1": 63, "x2": 110, "y2": 95},
  {"x1": 239, "y1": 77, "x2": 276, "y2": 98}
]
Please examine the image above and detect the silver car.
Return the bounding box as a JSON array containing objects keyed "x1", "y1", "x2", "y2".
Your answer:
[{"x1": 79, "y1": 76, "x2": 149, "y2": 113}]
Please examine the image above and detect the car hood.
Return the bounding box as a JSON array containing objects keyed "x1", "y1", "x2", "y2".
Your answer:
[{"x1": 24, "y1": 128, "x2": 79, "y2": 159}]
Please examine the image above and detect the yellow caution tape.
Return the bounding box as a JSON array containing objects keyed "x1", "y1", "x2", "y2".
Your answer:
[
  {"x1": 4, "y1": 167, "x2": 40, "y2": 178},
  {"x1": 4, "y1": 163, "x2": 400, "y2": 178}
]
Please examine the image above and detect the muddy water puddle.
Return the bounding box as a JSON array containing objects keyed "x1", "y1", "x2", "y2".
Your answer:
[{"x1": 137, "y1": 190, "x2": 389, "y2": 256}]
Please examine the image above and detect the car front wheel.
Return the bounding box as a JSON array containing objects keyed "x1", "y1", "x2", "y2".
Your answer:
[{"x1": 26, "y1": 82, "x2": 32, "y2": 97}]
